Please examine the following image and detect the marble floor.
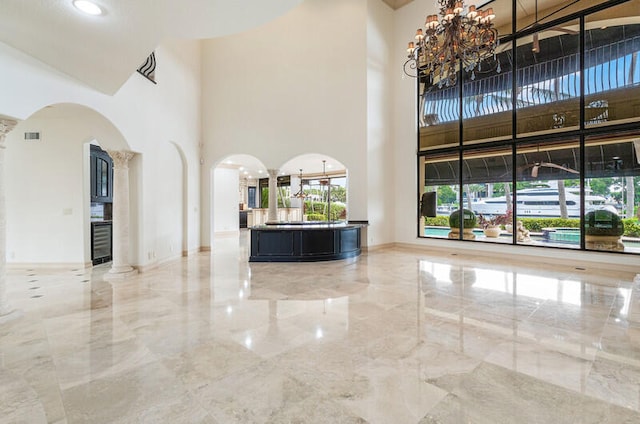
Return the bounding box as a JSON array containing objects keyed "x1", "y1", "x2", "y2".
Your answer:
[{"x1": 1, "y1": 233, "x2": 640, "y2": 423}]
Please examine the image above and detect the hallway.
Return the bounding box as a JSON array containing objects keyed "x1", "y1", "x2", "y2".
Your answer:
[{"x1": 1, "y1": 233, "x2": 639, "y2": 423}]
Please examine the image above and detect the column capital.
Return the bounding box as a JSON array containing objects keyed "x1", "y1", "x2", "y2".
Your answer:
[
  {"x1": 267, "y1": 169, "x2": 279, "y2": 178},
  {"x1": 106, "y1": 150, "x2": 135, "y2": 168},
  {"x1": 0, "y1": 118, "x2": 18, "y2": 148}
]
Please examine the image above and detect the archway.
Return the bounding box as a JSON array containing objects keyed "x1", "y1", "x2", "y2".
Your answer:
[
  {"x1": 211, "y1": 154, "x2": 267, "y2": 238},
  {"x1": 4, "y1": 103, "x2": 133, "y2": 269},
  {"x1": 279, "y1": 154, "x2": 348, "y2": 222}
]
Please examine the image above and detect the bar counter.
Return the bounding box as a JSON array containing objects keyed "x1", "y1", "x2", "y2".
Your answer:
[{"x1": 249, "y1": 221, "x2": 365, "y2": 262}]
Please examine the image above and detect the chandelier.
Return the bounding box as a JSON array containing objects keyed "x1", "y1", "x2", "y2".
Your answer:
[
  {"x1": 292, "y1": 169, "x2": 306, "y2": 198},
  {"x1": 319, "y1": 160, "x2": 330, "y2": 186},
  {"x1": 404, "y1": 0, "x2": 499, "y2": 87}
]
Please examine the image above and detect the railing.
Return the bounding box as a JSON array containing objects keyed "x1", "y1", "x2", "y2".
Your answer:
[{"x1": 421, "y1": 34, "x2": 640, "y2": 126}]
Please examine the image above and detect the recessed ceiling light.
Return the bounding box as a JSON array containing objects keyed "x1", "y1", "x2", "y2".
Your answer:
[{"x1": 73, "y1": 0, "x2": 103, "y2": 16}]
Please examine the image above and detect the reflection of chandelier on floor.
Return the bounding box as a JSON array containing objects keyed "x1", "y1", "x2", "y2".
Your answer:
[{"x1": 404, "y1": 0, "x2": 499, "y2": 87}]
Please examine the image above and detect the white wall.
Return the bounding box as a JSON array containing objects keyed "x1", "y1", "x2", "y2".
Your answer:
[
  {"x1": 201, "y1": 0, "x2": 368, "y2": 247},
  {"x1": 366, "y1": 0, "x2": 395, "y2": 246},
  {"x1": 6, "y1": 108, "x2": 128, "y2": 266},
  {"x1": 213, "y1": 167, "x2": 240, "y2": 233},
  {"x1": 393, "y1": 0, "x2": 435, "y2": 247},
  {"x1": 0, "y1": 38, "x2": 202, "y2": 268},
  {"x1": 151, "y1": 141, "x2": 184, "y2": 262}
]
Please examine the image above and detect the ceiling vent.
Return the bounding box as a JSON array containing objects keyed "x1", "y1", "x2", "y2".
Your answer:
[{"x1": 24, "y1": 132, "x2": 41, "y2": 142}]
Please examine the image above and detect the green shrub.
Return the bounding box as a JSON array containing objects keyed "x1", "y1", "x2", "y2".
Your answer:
[
  {"x1": 424, "y1": 216, "x2": 449, "y2": 226},
  {"x1": 306, "y1": 213, "x2": 326, "y2": 221},
  {"x1": 518, "y1": 218, "x2": 580, "y2": 232},
  {"x1": 584, "y1": 210, "x2": 624, "y2": 236},
  {"x1": 623, "y1": 219, "x2": 640, "y2": 237},
  {"x1": 303, "y1": 201, "x2": 346, "y2": 221},
  {"x1": 449, "y1": 209, "x2": 477, "y2": 228}
]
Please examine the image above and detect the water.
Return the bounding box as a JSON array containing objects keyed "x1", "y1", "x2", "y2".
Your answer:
[{"x1": 424, "y1": 226, "x2": 640, "y2": 252}]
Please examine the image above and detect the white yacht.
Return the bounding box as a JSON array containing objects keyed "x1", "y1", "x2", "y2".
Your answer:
[{"x1": 469, "y1": 186, "x2": 612, "y2": 218}]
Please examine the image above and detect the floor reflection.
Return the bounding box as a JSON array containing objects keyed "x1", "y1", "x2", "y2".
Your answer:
[{"x1": 1, "y1": 232, "x2": 639, "y2": 423}]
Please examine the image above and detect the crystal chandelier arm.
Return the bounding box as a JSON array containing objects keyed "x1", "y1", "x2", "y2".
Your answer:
[{"x1": 403, "y1": 0, "x2": 499, "y2": 86}]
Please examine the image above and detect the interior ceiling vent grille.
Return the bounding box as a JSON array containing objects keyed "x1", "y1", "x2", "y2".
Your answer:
[{"x1": 24, "y1": 132, "x2": 41, "y2": 141}]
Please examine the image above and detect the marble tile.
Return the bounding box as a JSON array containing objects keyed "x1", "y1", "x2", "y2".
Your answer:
[
  {"x1": 1, "y1": 233, "x2": 639, "y2": 422},
  {"x1": 341, "y1": 358, "x2": 448, "y2": 423},
  {"x1": 598, "y1": 319, "x2": 640, "y2": 362},
  {"x1": 61, "y1": 361, "x2": 213, "y2": 423},
  {"x1": 524, "y1": 300, "x2": 611, "y2": 336},
  {"x1": 422, "y1": 362, "x2": 640, "y2": 423},
  {"x1": 586, "y1": 356, "x2": 640, "y2": 411},
  {"x1": 484, "y1": 339, "x2": 593, "y2": 393},
  {"x1": 0, "y1": 368, "x2": 47, "y2": 424},
  {"x1": 53, "y1": 336, "x2": 157, "y2": 391}
]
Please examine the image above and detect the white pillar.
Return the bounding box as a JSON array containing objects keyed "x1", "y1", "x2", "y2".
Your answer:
[
  {"x1": 105, "y1": 150, "x2": 138, "y2": 280},
  {"x1": 239, "y1": 178, "x2": 247, "y2": 208},
  {"x1": 0, "y1": 118, "x2": 20, "y2": 322},
  {"x1": 267, "y1": 169, "x2": 279, "y2": 223}
]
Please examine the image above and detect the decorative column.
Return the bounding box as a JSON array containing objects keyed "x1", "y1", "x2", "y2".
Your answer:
[
  {"x1": 0, "y1": 118, "x2": 19, "y2": 322},
  {"x1": 266, "y1": 169, "x2": 279, "y2": 223},
  {"x1": 105, "y1": 150, "x2": 138, "y2": 280},
  {"x1": 239, "y1": 178, "x2": 247, "y2": 208}
]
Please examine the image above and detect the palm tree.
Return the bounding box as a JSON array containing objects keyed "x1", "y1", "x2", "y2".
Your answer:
[
  {"x1": 626, "y1": 176, "x2": 635, "y2": 219},
  {"x1": 557, "y1": 179, "x2": 568, "y2": 219}
]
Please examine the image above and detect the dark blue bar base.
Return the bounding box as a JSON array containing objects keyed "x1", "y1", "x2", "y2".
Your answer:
[{"x1": 249, "y1": 223, "x2": 363, "y2": 262}]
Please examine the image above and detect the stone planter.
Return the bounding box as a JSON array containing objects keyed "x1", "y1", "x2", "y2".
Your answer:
[
  {"x1": 448, "y1": 228, "x2": 476, "y2": 240},
  {"x1": 483, "y1": 226, "x2": 501, "y2": 238},
  {"x1": 585, "y1": 234, "x2": 625, "y2": 252}
]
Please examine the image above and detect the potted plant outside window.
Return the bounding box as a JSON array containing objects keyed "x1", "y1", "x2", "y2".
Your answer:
[
  {"x1": 448, "y1": 209, "x2": 477, "y2": 240},
  {"x1": 584, "y1": 209, "x2": 625, "y2": 251},
  {"x1": 478, "y1": 210, "x2": 512, "y2": 238}
]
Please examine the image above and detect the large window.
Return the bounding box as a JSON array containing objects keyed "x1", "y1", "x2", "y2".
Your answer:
[{"x1": 418, "y1": 0, "x2": 640, "y2": 255}]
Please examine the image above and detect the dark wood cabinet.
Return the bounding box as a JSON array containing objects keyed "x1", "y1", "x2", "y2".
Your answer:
[
  {"x1": 239, "y1": 210, "x2": 248, "y2": 228},
  {"x1": 249, "y1": 224, "x2": 362, "y2": 262},
  {"x1": 90, "y1": 145, "x2": 113, "y2": 203},
  {"x1": 90, "y1": 145, "x2": 113, "y2": 264}
]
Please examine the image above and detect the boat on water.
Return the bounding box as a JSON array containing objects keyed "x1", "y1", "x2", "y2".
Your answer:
[{"x1": 467, "y1": 186, "x2": 616, "y2": 218}]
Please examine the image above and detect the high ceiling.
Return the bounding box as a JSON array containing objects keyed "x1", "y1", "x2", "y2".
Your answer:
[
  {"x1": 382, "y1": 0, "x2": 414, "y2": 9},
  {"x1": 0, "y1": 0, "x2": 304, "y2": 95},
  {"x1": 0, "y1": 0, "x2": 584, "y2": 97},
  {"x1": 0, "y1": 0, "x2": 420, "y2": 96}
]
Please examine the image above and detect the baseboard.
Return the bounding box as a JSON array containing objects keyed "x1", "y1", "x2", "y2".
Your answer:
[
  {"x1": 392, "y1": 240, "x2": 640, "y2": 276},
  {"x1": 137, "y1": 253, "x2": 182, "y2": 273},
  {"x1": 182, "y1": 247, "x2": 200, "y2": 257},
  {"x1": 136, "y1": 262, "x2": 156, "y2": 273},
  {"x1": 362, "y1": 243, "x2": 396, "y2": 253}
]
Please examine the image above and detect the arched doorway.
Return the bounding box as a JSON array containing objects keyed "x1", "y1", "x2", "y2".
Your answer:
[
  {"x1": 5, "y1": 103, "x2": 133, "y2": 269},
  {"x1": 211, "y1": 154, "x2": 267, "y2": 236},
  {"x1": 279, "y1": 154, "x2": 348, "y2": 222}
]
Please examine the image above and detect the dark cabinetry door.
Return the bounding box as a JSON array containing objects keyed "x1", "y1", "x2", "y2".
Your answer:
[{"x1": 90, "y1": 145, "x2": 113, "y2": 202}]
